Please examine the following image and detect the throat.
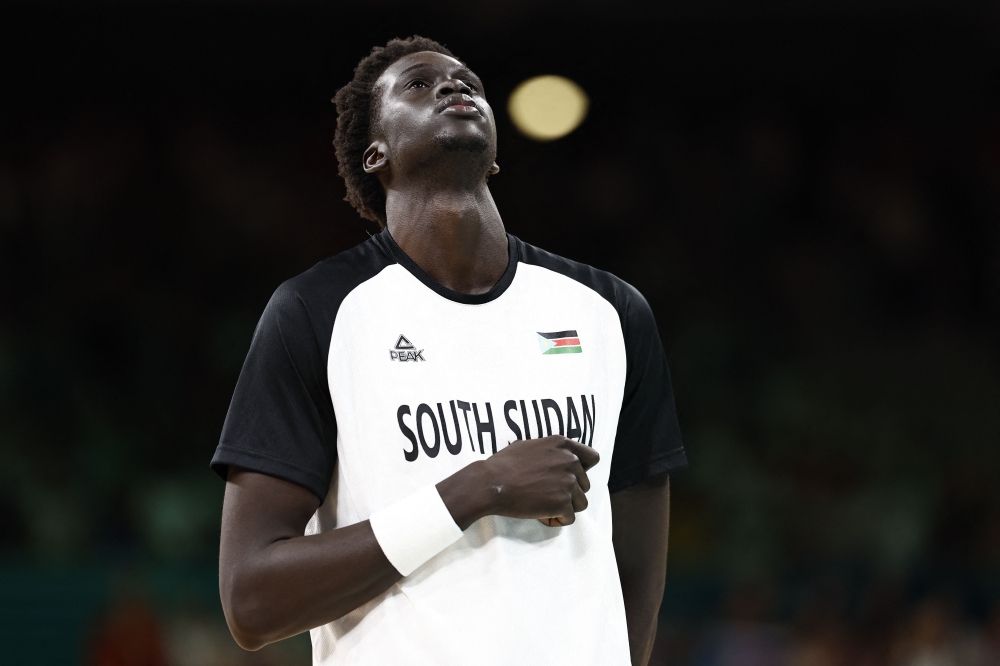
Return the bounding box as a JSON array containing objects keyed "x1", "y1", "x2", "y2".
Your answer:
[{"x1": 386, "y1": 192, "x2": 508, "y2": 296}]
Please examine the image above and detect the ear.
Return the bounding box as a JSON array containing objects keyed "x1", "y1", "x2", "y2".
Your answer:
[
  {"x1": 489, "y1": 162, "x2": 500, "y2": 175},
  {"x1": 362, "y1": 141, "x2": 390, "y2": 174}
]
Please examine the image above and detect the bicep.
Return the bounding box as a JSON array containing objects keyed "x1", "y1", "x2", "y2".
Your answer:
[
  {"x1": 611, "y1": 473, "x2": 671, "y2": 581},
  {"x1": 220, "y1": 466, "x2": 321, "y2": 570}
]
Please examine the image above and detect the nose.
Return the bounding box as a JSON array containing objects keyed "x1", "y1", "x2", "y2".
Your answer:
[{"x1": 436, "y1": 78, "x2": 473, "y2": 98}]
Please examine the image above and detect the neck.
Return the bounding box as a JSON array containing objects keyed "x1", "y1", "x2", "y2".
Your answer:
[{"x1": 384, "y1": 181, "x2": 508, "y2": 295}]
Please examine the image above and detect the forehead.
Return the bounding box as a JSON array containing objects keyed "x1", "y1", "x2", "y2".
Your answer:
[{"x1": 378, "y1": 51, "x2": 470, "y2": 87}]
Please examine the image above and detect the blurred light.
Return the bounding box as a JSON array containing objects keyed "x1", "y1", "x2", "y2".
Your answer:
[{"x1": 507, "y1": 75, "x2": 589, "y2": 141}]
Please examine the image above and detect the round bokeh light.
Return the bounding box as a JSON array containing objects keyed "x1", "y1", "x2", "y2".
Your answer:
[{"x1": 507, "y1": 75, "x2": 589, "y2": 141}]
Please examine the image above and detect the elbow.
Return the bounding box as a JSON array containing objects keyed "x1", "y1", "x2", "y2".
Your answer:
[
  {"x1": 227, "y1": 618, "x2": 267, "y2": 652},
  {"x1": 220, "y1": 571, "x2": 274, "y2": 651},
  {"x1": 222, "y1": 596, "x2": 268, "y2": 651},
  {"x1": 230, "y1": 628, "x2": 266, "y2": 653}
]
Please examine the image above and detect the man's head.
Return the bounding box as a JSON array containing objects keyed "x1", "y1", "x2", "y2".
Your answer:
[{"x1": 333, "y1": 36, "x2": 498, "y2": 227}]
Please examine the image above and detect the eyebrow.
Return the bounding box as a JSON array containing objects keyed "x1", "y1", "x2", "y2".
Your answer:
[
  {"x1": 397, "y1": 62, "x2": 432, "y2": 77},
  {"x1": 395, "y1": 62, "x2": 483, "y2": 85}
]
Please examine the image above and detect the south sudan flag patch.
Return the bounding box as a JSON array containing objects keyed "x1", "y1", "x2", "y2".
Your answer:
[{"x1": 537, "y1": 330, "x2": 582, "y2": 355}]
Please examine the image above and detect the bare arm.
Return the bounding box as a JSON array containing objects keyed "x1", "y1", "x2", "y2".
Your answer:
[
  {"x1": 611, "y1": 473, "x2": 671, "y2": 666},
  {"x1": 219, "y1": 436, "x2": 599, "y2": 650}
]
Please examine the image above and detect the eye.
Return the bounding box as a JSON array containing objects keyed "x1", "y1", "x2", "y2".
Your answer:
[
  {"x1": 407, "y1": 79, "x2": 429, "y2": 89},
  {"x1": 464, "y1": 80, "x2": 480, "y2": 92}
]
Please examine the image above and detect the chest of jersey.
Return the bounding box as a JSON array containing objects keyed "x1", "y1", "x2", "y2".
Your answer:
[{"x1": 325, "y1": 262, "x2": 627, "y2": 518}]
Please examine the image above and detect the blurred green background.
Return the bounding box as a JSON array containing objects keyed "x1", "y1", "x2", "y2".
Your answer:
[{"x1": 1, "y1": 1, "x2": 999, "y2": 664}]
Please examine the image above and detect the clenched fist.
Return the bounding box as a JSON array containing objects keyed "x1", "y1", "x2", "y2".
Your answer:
[{"x1": 437, "y1": 436, "x2": 600, "y2": 530}]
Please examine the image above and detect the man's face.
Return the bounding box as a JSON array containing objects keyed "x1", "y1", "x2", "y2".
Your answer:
[{"x1": 373, "y1": 51, "x2": 497, "y2": 170}]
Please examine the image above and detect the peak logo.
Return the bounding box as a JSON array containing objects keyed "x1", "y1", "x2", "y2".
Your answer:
[{"x1": 390, "y1": 334, "x2": 425, "y2": 362}]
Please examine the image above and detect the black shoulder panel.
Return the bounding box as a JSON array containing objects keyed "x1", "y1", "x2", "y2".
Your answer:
[
  {"x1": 516, "y1": 238, "x2": 688, "y2": 492},
  {"x1": 211, "y1": 235, "x2": 394, "y2": 502}
]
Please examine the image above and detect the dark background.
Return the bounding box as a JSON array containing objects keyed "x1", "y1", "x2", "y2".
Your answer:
[{"x1": 2, "y1": 2, "x2": 999, "y2": 664}]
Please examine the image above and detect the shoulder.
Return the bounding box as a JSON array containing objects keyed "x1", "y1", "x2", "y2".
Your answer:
[
  {"x1": 514, "y1": 236, "x2": 653, "y2": 331},
  {"x1": 260, "y1": 234, "x2": 395, "y2": 336},
  {"x1": 277, "y1": 234, "x2": 393, "y2": 304}
]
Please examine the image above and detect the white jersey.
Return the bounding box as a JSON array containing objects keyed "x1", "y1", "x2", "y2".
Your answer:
[{"x1": 212, "y1": 230, "x2": 687, "y2": 665}]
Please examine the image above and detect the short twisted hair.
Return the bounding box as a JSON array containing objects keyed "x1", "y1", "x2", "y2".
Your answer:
[{"x1": 333, "y1": 36, "x2": 455, "y2": 227}]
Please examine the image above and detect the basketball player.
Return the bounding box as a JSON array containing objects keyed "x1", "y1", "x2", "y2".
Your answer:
[{"x1": 212, "y1": 36, "x2": 687, "y2": 666}]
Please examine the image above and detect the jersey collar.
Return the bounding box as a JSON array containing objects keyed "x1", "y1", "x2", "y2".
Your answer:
[{"x1": 377, "y1": 228, "x2": 519, "y2": 305}]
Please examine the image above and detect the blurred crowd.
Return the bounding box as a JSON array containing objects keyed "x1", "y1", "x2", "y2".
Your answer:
[
  {"x1": 77, "y1": 584, "x2": 1000, "y2": 666},
  {"x1": 653, "y1": 589, "x2": 1000, "y2": 666},
  {"x1": 84, "y1": 595, "x2": 308, "y2": 666}
]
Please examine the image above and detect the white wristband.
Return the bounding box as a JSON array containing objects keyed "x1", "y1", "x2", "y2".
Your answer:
[{"x1": 369, "y1": 484, "x2": 464, "y2": 577}]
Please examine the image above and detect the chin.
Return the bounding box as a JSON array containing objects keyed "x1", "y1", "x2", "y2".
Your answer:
[{"x1": 434, "y1": 133, "x2": 491, "y2": 154}]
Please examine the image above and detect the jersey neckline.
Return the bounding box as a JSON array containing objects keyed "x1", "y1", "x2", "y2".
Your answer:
[{"x1": 376, "y1": 228, "x2": 520, "y2": 305}]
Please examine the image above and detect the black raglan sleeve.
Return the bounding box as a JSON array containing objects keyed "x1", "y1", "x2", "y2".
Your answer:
[
  {"x1": 210, "y1": 282, "x2": 338, "y2": 502},
  {"x1": 607, "y1": 285, "x2": 687, "y2": 493}
]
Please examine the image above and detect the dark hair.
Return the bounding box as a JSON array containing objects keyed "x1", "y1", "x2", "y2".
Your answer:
[{"x1": 333, "y1": 36, "x2": 456, "y2": 227}]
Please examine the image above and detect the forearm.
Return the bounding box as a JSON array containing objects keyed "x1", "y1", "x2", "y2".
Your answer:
[
  {"x1": 222, "y1": 463, "x2": 497, "y2": 650},
  {"x1": 222, "y1": 520, "x2": 400, "y2": 650},
  {"x1": 221, "y1": 439, "x2": 597, "y2": 651}
]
